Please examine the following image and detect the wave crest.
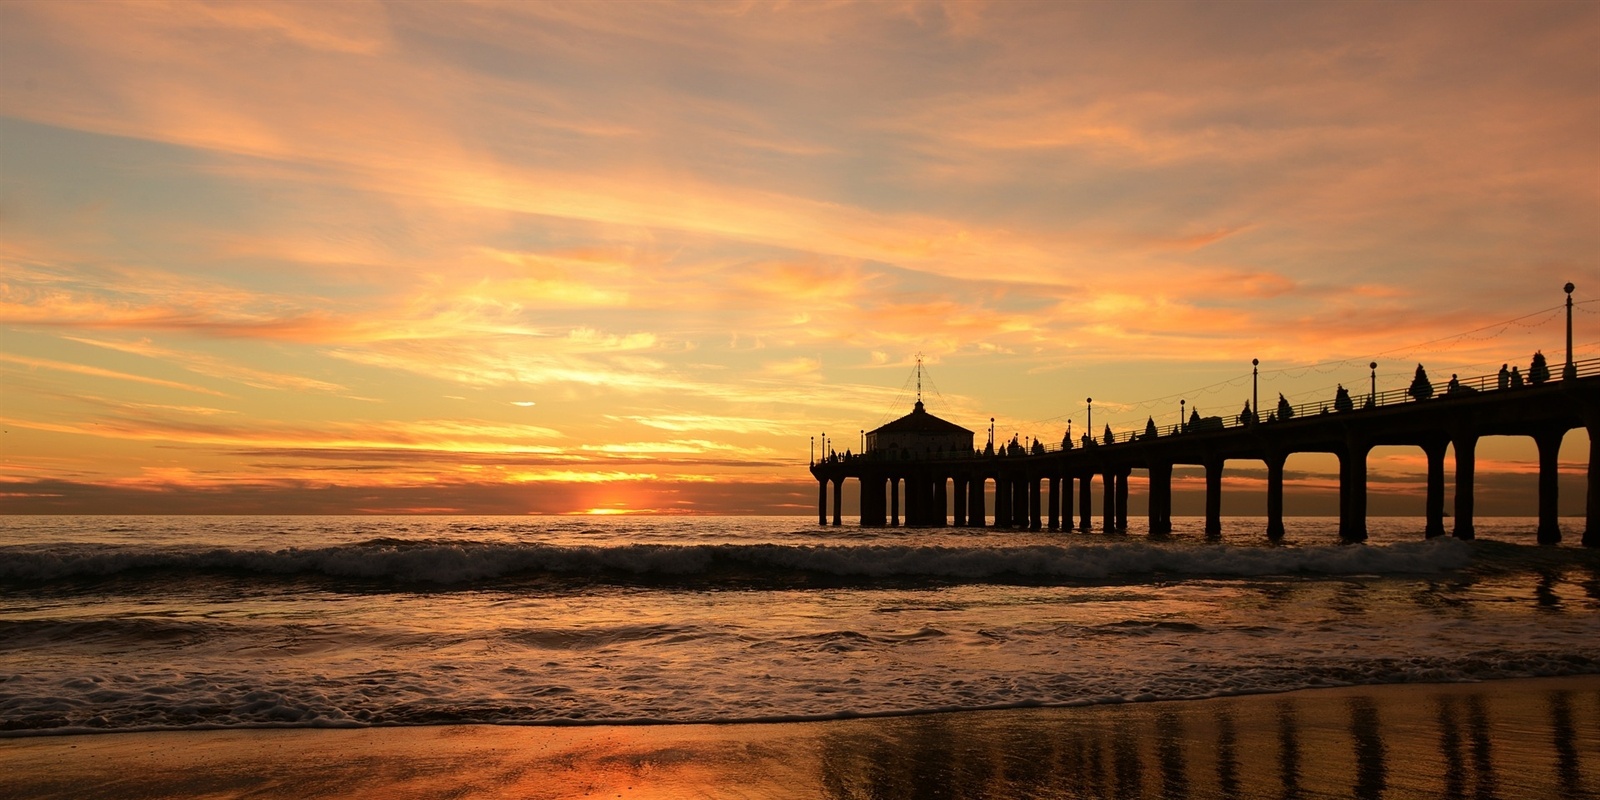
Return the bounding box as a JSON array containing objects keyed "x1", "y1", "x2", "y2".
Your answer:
[{"x1": 0, "y1": 538, "x2": 1474, "y2": 588}]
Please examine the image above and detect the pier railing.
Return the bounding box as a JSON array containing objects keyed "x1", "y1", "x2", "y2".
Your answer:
[{"x1": 827, "y1": 355, "x2": 1600, "y2": 463}]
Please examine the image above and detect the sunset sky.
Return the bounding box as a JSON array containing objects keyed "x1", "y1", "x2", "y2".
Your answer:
[{"x1": 2, "y1": 1, "x2": 1596, "y2": 515}]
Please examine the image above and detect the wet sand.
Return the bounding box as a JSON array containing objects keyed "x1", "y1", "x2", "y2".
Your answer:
[{"x1": 5, "y1": 676, "x2": 1599, "y2": 799}]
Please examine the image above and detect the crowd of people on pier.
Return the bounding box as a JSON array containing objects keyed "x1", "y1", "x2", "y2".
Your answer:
[{"x1": 816, "y1": 350, "x2": 1562, "y2": 466}]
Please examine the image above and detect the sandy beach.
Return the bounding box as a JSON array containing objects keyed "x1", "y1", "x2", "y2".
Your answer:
[{"x1": 4, "y1": 675, "x2": 1597, "y2": 799}]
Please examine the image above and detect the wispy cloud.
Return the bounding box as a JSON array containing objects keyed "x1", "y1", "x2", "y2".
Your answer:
[
  {"x1": 0, "y1": 352, "x2": 230, "y2": 397},
  {"x1": 63, "y1": 336, "x2": 350, "y2": 394}
]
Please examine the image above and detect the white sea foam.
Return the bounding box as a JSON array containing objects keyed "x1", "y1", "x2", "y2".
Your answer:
[
  {"x1": 0, "y1": 537, "x2": 1476, "y2": 586},
  {"x1": 2, "y1": 516, "x2": 1596, "y2": 734}
]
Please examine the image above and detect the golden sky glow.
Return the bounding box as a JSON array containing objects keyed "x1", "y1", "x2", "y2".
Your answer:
[{"x1": 2, "y1": 1, "x2": 1596, "y2": 514}]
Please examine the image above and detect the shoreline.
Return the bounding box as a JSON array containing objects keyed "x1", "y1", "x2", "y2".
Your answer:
[
  {"x1": 6, "y1": 675, "x2": 1598, "y2": 799},
  {"x1": 5, "y1": 669, "x2": 1600, "y2": 740}
]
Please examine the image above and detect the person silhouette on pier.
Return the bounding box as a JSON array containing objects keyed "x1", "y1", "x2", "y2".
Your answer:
[
  {"x1": 1334, "y1": 385, "x2": 1353, "y2": 413},
  {"x1": 1497, "y1": 364, "x2": 1510, "y2": 390},
  {"x1": 1408, "y1": 364, "x2": 1434, "y2": 401},
  {"x1": 1511, "y1": 366, "x2": 1524, "y2": 388},
  {"x1": 1530, "y1": 351, "x2": 1550, "y2": 384}
]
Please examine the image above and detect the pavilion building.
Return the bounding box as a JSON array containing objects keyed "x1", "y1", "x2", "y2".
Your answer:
[{"x1": 866, "y1": 400, "x2": 974, "y2": 459}]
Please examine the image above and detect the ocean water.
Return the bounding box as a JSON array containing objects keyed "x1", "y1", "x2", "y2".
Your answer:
[{"x1": 2, "y1": 515, "x2": 1598, "y2": 736}]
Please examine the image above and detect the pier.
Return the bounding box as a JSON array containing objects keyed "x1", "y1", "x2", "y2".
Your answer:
[{"x1": 811, "y1": 345, "x2": 1600, "y2": 547}]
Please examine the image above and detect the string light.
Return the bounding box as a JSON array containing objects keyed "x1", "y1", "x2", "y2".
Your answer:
[
  {"x1": 1042, "y1": 298, "x2": 1585, "y2": 435},
  {"x1": 871, "y1": 298, "x2": 1591, "y2": 443}
]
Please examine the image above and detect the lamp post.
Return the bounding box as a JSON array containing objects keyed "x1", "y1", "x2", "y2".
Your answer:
[
  {"x1": 1180, "y1": 399, "x2": 1186, "y2": 433},
  {"x1": 810, "y1": 436, "x2": 814, "y2": 465},
  {"x1": 1565, "y1": 282, "x2": 1577, "y2": 380},
  {"x1": 989, "y1": 417, "x2": 995, "y2": 451},
  {"x1": 1369, "y1": 362, "x2": 1378, "y2": 407},
  {"x1": 1086, "y1": 398, "x2": 1093, "y2": 438},
  {"x1": 860, "y1": 429, "x2": 864, "y2": 455},
  {"x1": 1252, "y1": 358, "x2": 1259, "y2": 425}
]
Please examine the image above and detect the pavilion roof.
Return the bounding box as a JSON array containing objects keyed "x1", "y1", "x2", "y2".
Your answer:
[{"x1": 868, "y1": 400, "x2": 973, "y2": 436}]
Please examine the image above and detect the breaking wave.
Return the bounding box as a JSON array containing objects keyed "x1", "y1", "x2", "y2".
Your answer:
[{"x1": 0, "y1": 537, "x2": 1475, "y2": 589}]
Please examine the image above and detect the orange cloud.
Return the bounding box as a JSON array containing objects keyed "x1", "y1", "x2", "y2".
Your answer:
[
  {"x1": 0, "y1": 352, "x2": 230, "y2": 397},
  {"x1": 63, "y1": 336, "x2": 350, "y2": 394}
]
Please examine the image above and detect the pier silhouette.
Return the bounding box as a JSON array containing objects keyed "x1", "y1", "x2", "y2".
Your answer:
[{"x1": 811, "y1": 290, "x2": 1600, "y2": 546}]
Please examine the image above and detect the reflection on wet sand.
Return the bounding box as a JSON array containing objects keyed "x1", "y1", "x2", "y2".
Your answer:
[
  {"x1": 1435, "y1": 692, "x2": 1505, "y2": 800},
  {"x1": 1277, "y1": 700, "x2": 1301, "y2": 800},
  {"x1": 1155, "y1": 709, "x2": 1188, "y2": 799},
  {"x1": 1215, "y1": 708, "x2": 1238, "y2": 799},
  {"x1": 1552, "y1": 691, "x2": 1582, "y2": 799},
  {"x1": 1437, "y1": 695, "x2": 1466, "y2": 799},
  {"x1": 3, "y1": 678, "x2": 1597, "y2": 799},
  {"x1": 1467, "y1": 695, "x2": 1499, "y2": 799},
  {"x1": 816, "y1": 683, "x2": 1598, "y2": 800},
  {"x1": 1349, "y1": 697, "x2": 1386, "y2": 799}
]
